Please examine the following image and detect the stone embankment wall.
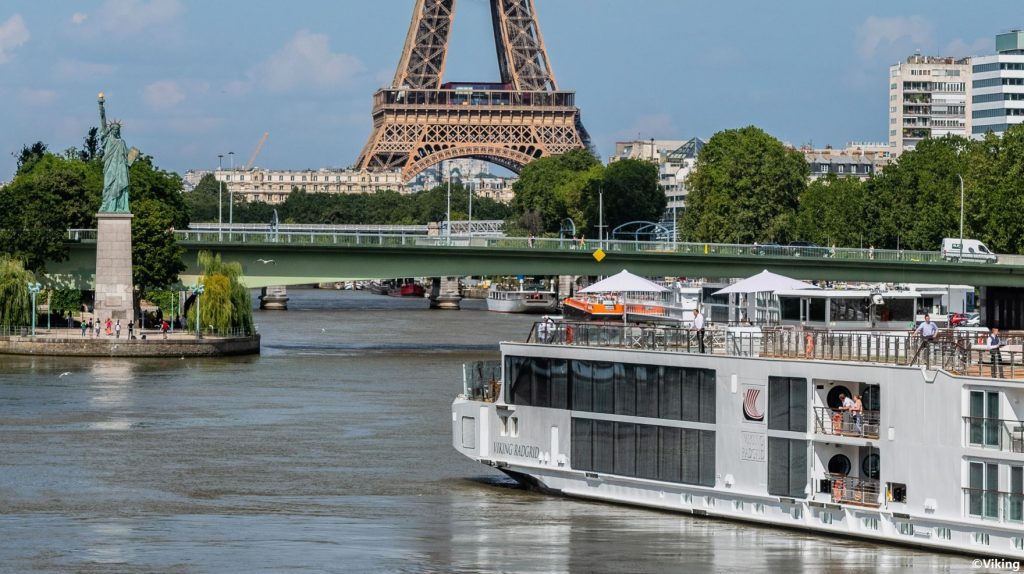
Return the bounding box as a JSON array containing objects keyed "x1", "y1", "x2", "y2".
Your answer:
[{"x1": 0, "y1": 335, "x2": 260, "y2": 357}]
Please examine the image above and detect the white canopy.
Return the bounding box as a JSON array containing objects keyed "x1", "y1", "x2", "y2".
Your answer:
[
  {"x1": 712, "y1": 270, "x2": 819, "y2": 296},
  {"x1": 579, "y1": 270, "x2": 668, "y2": 293}
]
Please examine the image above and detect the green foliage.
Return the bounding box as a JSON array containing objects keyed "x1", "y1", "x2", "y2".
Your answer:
[
  {"x1": 0, "y1": 256, "x2": 35, "y2": 326},
  {"x1": 183, "y1": 174, "x2": 223, "y2": 223},
  {"x1": 188, "y1": 251, "x2": 253, "y2": 335},
  {"x1": 48, "y1": 288, "x2": 82, "y2": 318},
  {"x1": 15, "y1": 141, "x2": 48, "y2": 175},
  {"x1": 794, "y1": 175, "x2": 871, "y2": 247},
  {"x1": 599, "y1": 160, "x2": 666, "y2": 233},
  {"x1": 682, "y1": 126, "x2": 808, "y2": 243},
  {"x1": 0, "y1": 154, "x2": 101, "y2": 271},
  {"x1": 510, "y1": 149, "x2": 602, "y2": 233}
]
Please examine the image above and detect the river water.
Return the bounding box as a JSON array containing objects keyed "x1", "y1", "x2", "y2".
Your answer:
[{"x1": 0, "y1": 290, "x2": 978, "y2": 573}]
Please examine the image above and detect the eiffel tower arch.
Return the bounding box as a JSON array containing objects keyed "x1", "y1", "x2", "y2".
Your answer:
[{"x1": 357, "y1": 0, "x2": 590, "y2": 180}]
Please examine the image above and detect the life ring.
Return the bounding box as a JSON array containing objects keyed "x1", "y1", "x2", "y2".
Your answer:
[
  {"x1": 805, "y1": 333, "x2": 815, "y2": 358},
  {"x1": 832, "y1": 478, "x2": 844, "y2": 502}
]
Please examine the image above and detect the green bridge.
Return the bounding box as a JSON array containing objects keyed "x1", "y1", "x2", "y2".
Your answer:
[{"x1": 46, "y1": 229, "x2": 1024, "y2": 289}]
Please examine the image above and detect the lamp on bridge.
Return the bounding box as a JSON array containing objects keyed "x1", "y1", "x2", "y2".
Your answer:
[
  {"x1": 192, "y1": 283, "x2": 205, "y2": 338},
  {"x1": 26, "y1": 281, "x2": 41, "y2": 337}
]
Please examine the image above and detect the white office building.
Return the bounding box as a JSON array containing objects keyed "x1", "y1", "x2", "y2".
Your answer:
[{"x1": 971, "y1": 30, "x2": 1024, "y2": 139}]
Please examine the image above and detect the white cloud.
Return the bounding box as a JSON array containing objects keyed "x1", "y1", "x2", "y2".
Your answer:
[
  {"x1": 142, "y1": 79, "x2": 185, "y2": 110},
  {"x1": 247, "y1": 30, "x2": 364, "y2": 94},
  {"x1": 54, "y1": 58, "x2": 118, "y2": 82},
  {"x1": 856, "y1": 16, "x2": 933, "y2": 62},
  {"x1": 944, "y1": 37, "x2": 991, "y2": 58},
  {"x1": 0, "y1": 14, "x2": 30, "y2": 64},
  {"x1": 76, "y1": 0, "x2": 182, "y2": 37},
  {"x1": 19, "y1": 88, "x2": 58, "y2": 106}
]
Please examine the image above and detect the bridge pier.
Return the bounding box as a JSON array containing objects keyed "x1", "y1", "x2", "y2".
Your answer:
[
  {"x1": 557, "y1": 275, "x2": 577, "y2": 299},
  {"x1": 429, "y1": 277, "x2": 462, "y2": 310},
  {"x1": 259, "y1": 286, "x2": 289, "y2": 310},
  {"x1": 980, "y1": 286, "x2": 1024, "y2": 330}
]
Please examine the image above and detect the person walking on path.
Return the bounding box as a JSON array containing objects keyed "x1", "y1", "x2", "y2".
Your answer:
[
  {"x1": 80, "y1": 321, "x2": 87, "y2": 337},
  {"x1": 127, "y1": 321, "x2": 134, "y2": 339},
  {"x1": 94, "y1": 320, "x2": 101, "y2": 337},
  {"x1": 692, "y1": 308, "x2": 706, "y2": 354},
  {"x1": 104, "y1": 318, "x2": 112, "y2": 336},
  {"x1": 161, "y1": 320, "x2": 170, "y2": 339},
  {"x1": 87, "y1": 319, "x2": 94, "y2": 338},
  {"x1": 114, "y1": 320, "x2": 121, "y2": 339}
]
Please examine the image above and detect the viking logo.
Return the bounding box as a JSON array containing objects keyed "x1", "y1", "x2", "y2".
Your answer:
[{"x1": 743, "y1": 387, "x2": 765, "y2": 421}]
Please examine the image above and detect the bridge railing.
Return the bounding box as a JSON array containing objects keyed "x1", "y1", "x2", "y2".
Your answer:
[{"x1": 64, "y1": 228, "x2": 1005, "y2": 266}]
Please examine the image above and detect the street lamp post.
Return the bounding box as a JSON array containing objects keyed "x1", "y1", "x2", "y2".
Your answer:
[
  {"x1": 27, "y1": 281, "x2": 41, "y2": 337},
  {"x1": 958, "y1": 173, "x2": 965, "y2": 260},
  {"x1": 193, "y1": 283, "x2": 205, "y2": 338},
  {"x1": 217, "y1": 154, "x2": 224, "y2": 241},
  {"x1": 468, "y1": 178, "x2": 474, "y2": 239},
  {"x1": 598, "y1": 184, "x2": 605, "y2": 249},
  {"x1": 446, "y1": 161, "x2": 452, "y2": 243},
  {"x1": 228, "y1": 151, "x2": 235, "y2": 233}
]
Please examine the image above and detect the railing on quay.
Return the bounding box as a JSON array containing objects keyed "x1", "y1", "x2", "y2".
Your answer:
[
  {"x1": 963, "y1": 488, "x2": 1024, "y2": 523},
  {"x1": 813, "y1": 406, "x2": 881, "y2": 440},
  {"x1": 463, "y1": 360, "x2": 501, "y2": 403},
  {"x1": 963, "y1": 416, "x2": 1024, "y2": 453},
  {"x1": 528, "y1": 321, "x2": 1020, "y2": 379},
  {"x1": 0, "y1": 326, "x2": 30, "y2": 338},
  {"x1": 65, "y1": 228, "x2": 981, "y2": 265},
  {"x1": 827, "y1": 473, "x2": 881, "y2": 507}
]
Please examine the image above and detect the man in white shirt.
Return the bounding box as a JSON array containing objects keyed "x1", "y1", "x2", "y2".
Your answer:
[
  {"x1": 692, "y1": 308, "x2": 706, "y2": 353},
  {"x1": 838, "y1": 393, "x2": 856, "y2": 435},
  {"x1": 913, "y1": 313, "x2": 938, "y2": 366}
]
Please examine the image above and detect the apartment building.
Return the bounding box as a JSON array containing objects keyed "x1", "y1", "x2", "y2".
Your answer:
[
  {"x1": 888, "y1": 55, "x2": 971, "y2": 154},
  {"x1": 971, "y1": 30, "x2": 1024, "y2": 139},
  {"x1": 801, "y1": 142, "x2": 894, "y2": 181},
  {"x1": 213, "y1": 168, "x2": 405, "y2": 204}
]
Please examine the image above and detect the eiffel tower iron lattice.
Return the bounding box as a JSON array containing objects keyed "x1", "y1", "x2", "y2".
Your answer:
[{"x1": 357, "y1": 0, "x2": 591, "y2": 180}]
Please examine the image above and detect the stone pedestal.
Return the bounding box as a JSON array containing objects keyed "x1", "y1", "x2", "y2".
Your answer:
[
  {"x1": 94, "y1": 213, "x2": 135, "y2": 325},
  {"x1": 429, "y1": 277, "x2": 462, "y2": 310},
  {"x1": 259, "y1": 286, "x2": 289, "y2": 310}
]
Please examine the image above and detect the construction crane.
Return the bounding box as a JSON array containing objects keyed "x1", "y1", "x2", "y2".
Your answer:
[{"x1": 245, "y1": 132, "x2": 269, "y2": 170}]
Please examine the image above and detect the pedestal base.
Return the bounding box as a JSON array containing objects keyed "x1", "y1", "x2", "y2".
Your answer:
[
  {"x1": 429, "y1": 277, "x2": 462, "y2": 310},
  {"x1": 259, "y1": 286, "x2": 290, "y2": 310},
  {"x1": 94, "y1": 213, "x2": 135, "y2": 325}
]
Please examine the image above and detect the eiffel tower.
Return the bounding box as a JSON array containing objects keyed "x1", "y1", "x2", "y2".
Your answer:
[{"x1": 357, "y1": 0, "x2": 590, "y2": 180}]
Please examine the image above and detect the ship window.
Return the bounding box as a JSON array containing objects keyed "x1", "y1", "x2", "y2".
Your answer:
[
  {"x1": 571, "y1": 418, "x2": 594, "y2": 470},
  {"x1": 614, "y1": 423, "x2": 637, "y2": 476},
  {"x1": 898, "y1": 522, "x2": 914, "y2": 536},
  {"x1": 886, "y1": 482, "x2": 906, "y2": 503},
  {"x1": 768, "y1": 438, "x2": 808, "y2": 498},
  {"x1": 614, "y1": 364, "x2": 637, "y2": 416},
  {"x1": 637, "y1": 424, "x2": 659, "y2": 479},
  {"x1": 510, "y1": 417, "x2": 519, "y2": 438},
  {"x1": 593, "y1": 362, "x2": 615, "y2": 414},
  {"x1": 659, "y1": 427, "x2": 682, "y2": 483},
  {"x1": 769, "y1": 377, "x2": 808, "y2": 432},
  {"x1": 593, "y1": 420, "x2": 615, "y2": 473},
  {"x1": 635, "y1": 365, "x2": 659, "y2": 418},
  {"x1": 973, "y1": 531, "x2": 989, "y2": 546},
  {"x1": 660, "y1": 367, "x2": 682, "y2": 419},
  {"x1": 1014, "y1": 537, "x2": 1024, "y2": 550},
  {"x1": 780, "y1": 297, "x2": 801, "y2": 321},
  {"x1": 572, "y1": 361, "x2": 594, "y2": 412},
  {"x1": 862, "y1": 517, "x2": 880, "y2": 531},
  {"x1": 809, "y1": 298, "x2": 826, "y2": 321},
  {"x1": 936, "y1": 527, "x2": 952, "y2": 540}
]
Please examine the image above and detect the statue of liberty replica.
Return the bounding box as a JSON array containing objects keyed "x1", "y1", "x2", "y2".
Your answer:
[{"x1": 93, "y1": 93, "x2": 136, "y2": 325}]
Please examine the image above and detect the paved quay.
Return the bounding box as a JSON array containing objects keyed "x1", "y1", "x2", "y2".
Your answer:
[{"x1": 0, "y1": 327, "x2": 259, "y2": 357}]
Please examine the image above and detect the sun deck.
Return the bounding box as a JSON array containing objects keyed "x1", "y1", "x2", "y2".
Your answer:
[{"x1": 526, "y1": 321, "x2": 1024, "y2": 381}]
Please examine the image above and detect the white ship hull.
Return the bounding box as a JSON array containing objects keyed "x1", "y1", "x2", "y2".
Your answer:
[
  {"x1": 486, "y1": 290, "x2": 558, "y2": 314},
  {"x1": 453, "y1": 325, "x2": 1024, "y2": 559}
]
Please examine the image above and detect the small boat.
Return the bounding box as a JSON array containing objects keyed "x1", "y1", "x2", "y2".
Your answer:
[
  {"x1": 486, "y1": 281, "x2": 558, "y2": 314},
  {"x1": 399, "y1": 282, "x2": 426, "y2": 297}
]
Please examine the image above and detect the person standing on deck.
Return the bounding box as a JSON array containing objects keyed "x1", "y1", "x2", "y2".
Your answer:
[
  {"x1": 852, "y1": 394, "x2": 864, "y2": 436},
  {"x1": 914, "y1": 313, "x2": 938, "y2": 364},
  {"x1": 692, "y1": 308, "x2": 706, "y2": 354},
  {"x1": 988, "y1": 328, "x2": 1004, "y2": 378}
]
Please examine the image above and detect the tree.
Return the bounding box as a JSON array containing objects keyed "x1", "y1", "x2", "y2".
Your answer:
[
  {"x1": 511, "y1": 149, "x2": 602, "y2": 233},
  {"x1": 0, "y1": 256, "x2": 35, "y2": 326},
  {"x1": 972, "y1": 125, "x2": 1024, "y2": 253},
  {"x1": 681, "y1": 126, "x2": 808, "y2": 243},
  {"x1": 183, "y1": 174, "x2": 222, "y2": 223},
  {"x1": 188, "y1": 251, "x2": 254, "y2": 335},
  {"x1": 79, "y1": 127, "x2": 100, "y2": 162},
  {"x1": 794, "y1": 176, "x2": 870, "y2": 247},
  {"x1": 597, "y1": 159, "x2": 665, "y2": 234},
  {"x1": 15, "y1": 141, "x2": 47, "y2": 175}
]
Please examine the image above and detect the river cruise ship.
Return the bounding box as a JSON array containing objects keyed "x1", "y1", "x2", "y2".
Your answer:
[
  {"x1": 486, "y1": 281, "x2": 559, "y2": 314},
  {"x1": 452, "y1": 320, "x2": 1024, "y2": 558}
]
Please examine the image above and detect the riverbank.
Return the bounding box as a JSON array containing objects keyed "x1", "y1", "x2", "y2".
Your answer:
[{"x1": 0, "y1": 327, "x2": 260, "y2": 357}]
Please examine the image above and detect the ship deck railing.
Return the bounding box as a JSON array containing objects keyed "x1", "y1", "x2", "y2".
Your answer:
[
  {"x1": 463, "y1": 360, "x2": 501, "y2": 403},
  {"x1": 963, "y1": 416, "x2": 1024, "y2": 454},
  {"x1": 529, "y1": 321, "x2": 1024, "y2": 380},
  {"x1": 827, "y1": 473, "x2": 881, "y2": 507},
  {"x1": 813, "y1": 406, "x2": 881, "y2": 440},
  {"x1": 963, "y1": 487, "x2": 1024, "y2": 523}
]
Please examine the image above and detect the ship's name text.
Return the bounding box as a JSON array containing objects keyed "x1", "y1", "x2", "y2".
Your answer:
[{"x1": 493, "y1": 442, "x2": 541, "y2": 459}]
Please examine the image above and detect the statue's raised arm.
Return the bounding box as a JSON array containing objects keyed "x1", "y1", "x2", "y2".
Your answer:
[{"x1": 98, "y1": 92, "x2": 108, "y2": 133}]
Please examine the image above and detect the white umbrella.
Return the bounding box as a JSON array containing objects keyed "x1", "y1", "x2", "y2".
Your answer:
[
  {"x1": 579, "y1": 270, "x2": 668, "y2": 293},
  {"x1": 712, "y1": 270, "x2": 819, "y2": 296}
]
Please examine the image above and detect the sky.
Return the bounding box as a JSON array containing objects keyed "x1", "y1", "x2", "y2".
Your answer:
[{"x1": 0, "y1": 0, "x2": 1017, "y2": 180}]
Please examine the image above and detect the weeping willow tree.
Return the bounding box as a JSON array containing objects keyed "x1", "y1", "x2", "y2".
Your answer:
[
  {"x1": 0, "y1": 257, "x2": 36, "y2": 326},
  {"x1": 187, "y1": 251, "x2": 254, "y2": 334}
]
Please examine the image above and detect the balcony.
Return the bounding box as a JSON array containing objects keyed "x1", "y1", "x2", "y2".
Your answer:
[
  {"x1": 814, "y1": 406, "x2": 880, "y2": 439},
  {"x1": 827, "y1": 473, "x2": 881, "y2": 507},
  {"x1": 964, "y1": 488, "x2": 1024, "y2": 523},
  {"x1": 963, "y1": 416, "x2": 1024, "y2": 453}
]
